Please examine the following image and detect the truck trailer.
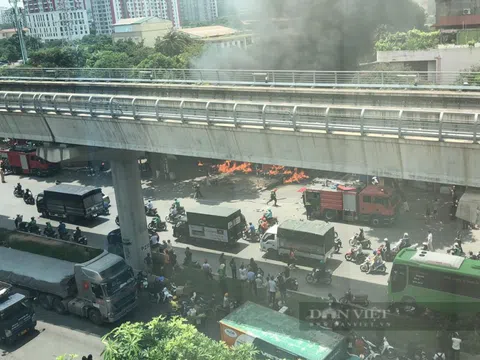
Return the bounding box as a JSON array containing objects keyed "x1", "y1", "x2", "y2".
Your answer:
[
  {"x1": 303, "y1": 183, "x2": 399, "y2": 226},
  {"x1": 36, "y1": 184, "x2": 105, "y2": 222},
  {"x1": 0, "y1": 231, "x2": 137, "y2": 325},
  {"x1": 260, "y1": 219, "x2": 336, "y2": 262},
  {"x1": 173, "y1": 205, "x2": 244, "y2": 247}
]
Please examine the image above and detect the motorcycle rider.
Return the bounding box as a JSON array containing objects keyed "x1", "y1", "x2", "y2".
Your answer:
[
  {"x1": 248, "y1": 222, "x2": 256, "y2": 238},
  {"x1": 315, "y1": 259, "x2": 327, "y2": 280},
  {"x1": 174, "y1": 198, "x2": 181, "y2": 210},
  {"x1": 152, "y1": 214, "x2": 162, "y2": 228},
  {"x1": 73, "y1": 227, "x2": 82, "y2": 242},
  {"x1": 14, "y1": 214, "x2": 22, "y2": 229},
  {"x1": 58, "y1": 221, "x2": 67, "y2": 237},
  {"x1": 146, "y1": 200, "x2": 154, "y2": 212},
  {"x1": 264, "y1": 208, "x2": 273, "y2": 220},
  {"x1": 353, "y1": 242, "x2": 363, "y2": 261},
  {"x1": 44, "y1": 222, "x2": 55, "y2": 237},
  {"x1": 383, "y1": 238, "x2": 391, "y2": 260},
  {"x1": 259, "y1": 219, "x2": 269, "y2": 234},
  {"x1": 23, "y1": 188, "x2": 32, "y2": 201},
  {"x1": 15, "y1": 183, "x2": 22, "y2": 195},
  {"x1": 454, "y1": 237, "x2": 463, "y2": 254},
  {"x1": 328, "y1": 293, "x2": 337, "y2": 305},
  {"x1": 358, "y1": 228, "x2": 365, "y2": 241},
  {"x1": 28, "y1": 217, "x2": 37, "y2": 232},
  {"x1": 169, "y1": 204, "x2": 178, "y2": 219}
]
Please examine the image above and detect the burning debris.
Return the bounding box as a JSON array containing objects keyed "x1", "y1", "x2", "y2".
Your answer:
[{"x1": 206, "y1": 161, "x2": 309, "y2": 184}]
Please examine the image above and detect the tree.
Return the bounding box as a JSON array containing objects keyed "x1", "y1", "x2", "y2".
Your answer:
[
  {"x1": 101, "y1": 316, "x2": 257, "y2": 360},
  {"x1": 136, "y1": 53, "x2": 180, "y2": 69},
  {"x1": 375, "y1": 29, "x2": 440, "y2": 51},
  {"x1": 87, "y1": 50, "x2": 133, "y2": 68},
  {"x1": 29, "y1": 47, "x2": 83, "y2": 67},
  {"x1": 155, "y1": 30, "x2": 199, "y2": 57}
]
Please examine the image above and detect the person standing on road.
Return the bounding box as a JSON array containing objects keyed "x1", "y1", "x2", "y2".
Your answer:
[
  {"x1": 239, "y1": 263, "x2": 247, "y2": 282},
  {"x1": 267, "y1": 276, "x2": 277, "y2": 305},
  {"x1": 451, "y1": 332, "x2": 462, "y2": 360},
  {"x1": 218, "y1": 263, "x2": 227, "y2": 294},
  {"x1": 425, "y1": 202, "x2": 432, "y2": 223},
  {"x1": 276, "y1": 273, "x2": 287, "y2": 304},
  {"x1": 427, "y1": 231, "x2": 434, "y2": 252},
  {"x1": 202, "y1": 259, "x2": 213, "y2": 280},
  {"x1": 193, "y1": 183, "x2": 203, "y2": 199},
  {"x1": 219, "y1": 253, "x2": 226, "y2": 266},
  {"x1": 247, "y1": 268, "x2": 257, "y2": 296},
  {"x1": 229, "y1": 258, "x2": 237, "y2": 280},
  {"x1": 0, "y1": 160, "x2": 6, "y2": 183},
  {"x1": 166, "y1": 240, "x2": 173, "y2": 252},
  {"x1": 287, "y1": 248, "x2": 296, "y2": 268},
  {"x1": 267, "y1": 189, "x2": 278, "y2": 206}
]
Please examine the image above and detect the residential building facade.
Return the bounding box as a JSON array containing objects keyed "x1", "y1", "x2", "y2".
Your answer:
[
  {"x1": 23, "y1": 0, "x2": 90, "y2": 41},
  {"x1": 179, "y1": 0, "x2": 218, "y2": 25},
  {"x1": 434, "y1": 0, "x2": 480, "y2": 29}
]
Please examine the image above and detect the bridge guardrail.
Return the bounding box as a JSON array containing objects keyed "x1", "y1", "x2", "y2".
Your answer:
[
  {"x1": 0, "y1": 91, "x2": 478, "y2": 143},
  {"x1": 1, "y1": 68, "x2": 480, "y2": 90}
]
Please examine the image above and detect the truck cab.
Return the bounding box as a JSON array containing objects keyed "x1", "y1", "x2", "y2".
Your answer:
[
  {"x1": 0, "y1": 282, "x2": 36, "y2": 345},
  {"x1": 69, "y1": 254, "x2": 137, "y2": 324},
  {"x1": 357, "y1": 185, "x2": 398, "y2": 225},
  {"x1": 259, "y1": 225, "x2": 279, "y2": 254},
  {"x1": 0, "y1": 145, "x2": 60, "y2": 176}
]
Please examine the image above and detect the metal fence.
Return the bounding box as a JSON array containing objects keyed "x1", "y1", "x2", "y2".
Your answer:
[
  {"x1": 0, "y1": 91, "x2": 478, "y2": 142},
  {"x1": 1, "y1": 68, "x2": 480, "y2": 90}
]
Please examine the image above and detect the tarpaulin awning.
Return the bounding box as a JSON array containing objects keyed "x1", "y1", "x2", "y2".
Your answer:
[{"x1": 456, "y1": 189, "x2": 480, "y2": 225}]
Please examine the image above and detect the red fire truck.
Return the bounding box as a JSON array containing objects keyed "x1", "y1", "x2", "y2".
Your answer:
[
  {"x1": 302, "y1": 183, "x2": 400, "y2": 226},
  {"x1": 0, "y1": 145, "x2": 60, "y2": 176}
]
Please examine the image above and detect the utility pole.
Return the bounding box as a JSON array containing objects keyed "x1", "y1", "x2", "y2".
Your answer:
[{"x1": 9, "y1": 0, "x2": 28, "y2": 64}]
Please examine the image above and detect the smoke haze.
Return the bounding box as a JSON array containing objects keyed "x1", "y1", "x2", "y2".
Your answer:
[{"x1": 195, "y1": 0, "x2": 426, "y2": 70}]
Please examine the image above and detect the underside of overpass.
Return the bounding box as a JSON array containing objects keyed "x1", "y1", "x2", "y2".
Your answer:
[{"x1": 1, "y1": 110, "x2": 479, "y2": 187}]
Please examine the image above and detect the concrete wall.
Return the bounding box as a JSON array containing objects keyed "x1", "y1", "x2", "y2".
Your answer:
[
  {"x1": 1, "y1": 111, "x2": 480, "y2": 186},
  {"x1": 377, "y1": 45, "x2": 480, "y2": 73}
]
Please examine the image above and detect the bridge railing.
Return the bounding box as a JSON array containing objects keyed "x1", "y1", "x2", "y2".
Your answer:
[
  {"x1": 1, "y1": 68, "x2": 480, "y2": 90},
  {"x1": 0, "y1": 91, "x2": 478, "y2": 142}
]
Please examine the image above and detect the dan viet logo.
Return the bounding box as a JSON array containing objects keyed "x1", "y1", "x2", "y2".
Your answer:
[{"x1": 301, "y1": 302, "x2": 392, "y2": 330}]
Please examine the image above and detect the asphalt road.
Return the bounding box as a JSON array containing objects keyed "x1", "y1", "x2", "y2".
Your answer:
[{"x1": 0, "y1": 167, "x2": 475, "y2": 358}]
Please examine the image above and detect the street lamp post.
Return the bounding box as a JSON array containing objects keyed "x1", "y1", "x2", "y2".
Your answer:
[{"x1": 9, "y1": 0, "x2": 28, "y2": 64}]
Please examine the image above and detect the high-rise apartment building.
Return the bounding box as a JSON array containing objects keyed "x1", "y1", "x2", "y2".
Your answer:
[
  {"x1": 124, "y1": 0, "x2": 180, "y2": 28},
  {"x1": 23, "y1": 0, "x2": 90, "y2": 41},
  {"x1": 178, "y1": 0, "x2": 218, "y2": 25},
  {"x1": 90, "y1": 0, "x2": 125, "y2": 34}
]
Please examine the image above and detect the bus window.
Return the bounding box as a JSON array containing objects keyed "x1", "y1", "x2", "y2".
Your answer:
[{"x1": 390, "y1": 264, "x2": 407, "y2": 293}]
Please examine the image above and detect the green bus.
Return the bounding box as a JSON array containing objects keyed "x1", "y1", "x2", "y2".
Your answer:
[{"x1": 388, "y1": 248, "x2": 480, "y2": 314}]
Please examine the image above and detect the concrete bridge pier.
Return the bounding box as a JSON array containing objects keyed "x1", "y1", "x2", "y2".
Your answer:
[{"x1": 110, "y1": 151, "x2": 150, "y2": 270}]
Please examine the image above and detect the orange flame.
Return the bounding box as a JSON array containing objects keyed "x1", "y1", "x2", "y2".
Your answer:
[
  {"x1": 216, "y1": 160, "x2": 253, "y2": 174},
  {"x1": 268, "y1": 165, "x2": 285, "y2": 176},
  {"x1": 284, "y1": 168, "x2": 309, "y2": 184}
]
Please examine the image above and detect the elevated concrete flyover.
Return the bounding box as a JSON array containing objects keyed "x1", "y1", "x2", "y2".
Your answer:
[
  {"x1": 2, "y1": 80, "x2": 480, "y2": 111},
  {"x1": 1, "y1": 91, "x2": 480, "y2": 186}
]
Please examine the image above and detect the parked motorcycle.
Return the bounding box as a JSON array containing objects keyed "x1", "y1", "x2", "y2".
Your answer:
[
  {"x1": 344, "y1": 247, "x2": 367, "y2": 264},
  {"x1": 349, "y1": 234, "x2": 372, "y2": 249},
  {"x1": 305, "y1": 269, "x2": 332, "y2": 285},
  {"x1": 339, "y1": 289, "x2": 369, "y2": 307},
  {"x1": 13, "y1": 187, "x2": 24, "y2": 198},
  {"x1": 360, "y1": 258, "x2": 387, "y2": 274},
  {"x1": 148, "y1": 218, "x2": 167, "y2": 232},
  {"x1": 285, "y1": 276, "x2": 299, "y2": 291},
  {"x1": 165, "y1": 213, "x2": 183, "y2": 224},
  {"x1": 334, "y1": 237, "x2": 342, "y2": 254},
  {"x1": 43, "y1": 228, "x2": 58, "y2": 238}
]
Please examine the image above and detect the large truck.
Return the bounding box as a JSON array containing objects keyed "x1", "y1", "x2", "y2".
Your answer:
[
  {"x1": 0, "y1": 281, "x2": 36, "y2": 345},
  {"x1": 0, "y1": 231, "x2": 137, "y2": 325},
  {"x1": 260, "y1": 219, "x2": 336, "y2": 262},
  {"x1": 0, "y1": 144, "x2": 60, "y2": 176},
  {"x1": 36, "y1": 184, "x2": 105, "y2": 222},
  {"x1": 173, "y1": 205, "x2": 244, "y2": 247},
  {"x1": 303, "y1": 183, "x2": 399, "y2": 226}
]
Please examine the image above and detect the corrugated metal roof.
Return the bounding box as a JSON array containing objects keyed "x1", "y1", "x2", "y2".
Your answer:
[
  {"x1": 179, "y1": 25, "x2": 238, "y2": 38},
  {"x1": 45, "y1": 184, "x2": 100, "y2": 196}
]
